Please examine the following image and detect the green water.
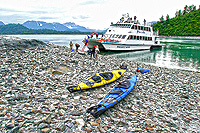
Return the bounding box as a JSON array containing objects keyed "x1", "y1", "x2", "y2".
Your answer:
[{"x1": 104, "y1": 37, "x2": 200, "y2": 72}]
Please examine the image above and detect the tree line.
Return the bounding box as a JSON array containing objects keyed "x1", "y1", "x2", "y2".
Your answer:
[
  {"x1": 152, "y1": 5, "x2": 200, "y2": 36},
  {"x1": 159, "y1": 5, "x2": 197, "y2": 22}
]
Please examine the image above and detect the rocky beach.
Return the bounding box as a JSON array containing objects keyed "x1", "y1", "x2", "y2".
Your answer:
[{"x1": 0, "y1": 35, "x2": 200, "y2": 132}]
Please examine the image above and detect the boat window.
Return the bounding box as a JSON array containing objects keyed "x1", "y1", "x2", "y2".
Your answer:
[
  {"x1": 144, "y1": 37, "x2": 147, "y2": 40},
  {"x1": 122, "y1": 35, "x2": 126, "y2": 39},
  {"x1": 145, "y1": 27, "x2": 148, "y2": 31},
  {"x1": 148, "y1": 27, "x2": 151, "y2": 31},
  {"x1": 111, "y1": 34, "x2": 115, "y2": 38},
  {"x1": 130, "y1": 35, "x2": 134, "y2": 39},
  {"x1": 115, "y1": 35, "x2": 119, "y2": 38},
  {"x1": 131, "y1": 25, "x2": 134, "y2": 29},
  {"x1": 118, "y1": 35, "x2": 122, "y2": 38},
  {"x1": 137, "y1": 36, "x2": 140, "y2": 40},
  {"x1": 138, "y1": 26, "x2": 141, "y2": 30},
  {"x1": 134, "y1": 25, "x2": 137, "y2": 30},
  {"x1": 128, "y1": 35, "x2": 133, "y2": 40},
  {"x1": 134, "y1": 36, "x2": 137, "y2": 40},
  {"x1": 109, "y1": 34, "x2": 112, "y2": 38},
  {"x1": 148, "y1": 37, "x2": 152, "y2": 40},
  {"x1": 141, "y1": 26, "x2": 144, "y2": 30},
  {"x1": 140, "y1": 36, "x2": 143, "y2": 40}
]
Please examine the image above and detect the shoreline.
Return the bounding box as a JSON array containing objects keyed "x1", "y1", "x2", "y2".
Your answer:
[{"x1": 0, "y1": 36, "x2": 200, "y2": 132}]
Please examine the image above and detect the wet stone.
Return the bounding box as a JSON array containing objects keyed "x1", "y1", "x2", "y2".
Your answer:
[
  {"x1": 38, "y1": 123, "x2": 49, "y2": 129},
  {"x1": 54, "y1": 122, "x2": 66, "y2": 131},
  {"x1": 70, "y1": 110, "x2": 83, "y2": 116},
  {"x1": 6, "y1": 122, "x2": 15, "y2": 129},
  {"x1": 65, "y1": 122, "x2": 74, "y2": 128}
]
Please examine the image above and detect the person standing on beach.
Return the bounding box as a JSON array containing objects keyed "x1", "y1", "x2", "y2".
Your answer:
[
  {"x1": 75, "y1": 43, "x2": 80, "y2": 52},
  {"x1": 96, "y1": 33, "x2": 99, "y2": 38},
  {"x1": 95, "y1": 45, "x2": 100, "y2": 59},
  {"x1": 91, "y1": 45, "x2": 96, "y2": 58},
  {"x1": 69, "y1": 41, "x2": 73, "y2": 51}
]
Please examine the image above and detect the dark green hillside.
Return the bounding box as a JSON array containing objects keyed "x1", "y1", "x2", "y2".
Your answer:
[
  {"x1": 0, "y1": 24, "x2": 31, "y2": 34},
  {"x1": 152, "y1": 9, "x2": 200, "y2": 36}
]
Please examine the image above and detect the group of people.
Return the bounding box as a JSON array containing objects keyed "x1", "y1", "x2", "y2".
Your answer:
[
  {"x1": 89, "y1": 45, "x2": 100, "y2": 59},
  {"x1": 69, "y1": 41, "x2": 80, "y2": 52},
  {"x1": 69, "y1": 41, "x2": 100, "y2": 59}
]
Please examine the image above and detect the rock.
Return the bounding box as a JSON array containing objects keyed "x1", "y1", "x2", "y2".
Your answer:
[
  {"x1": 145, "y1": 119, "x2": 152, "y2": 127},
  {"x1": 6, "y1": 122, "x2": 15, "y2": 129},
  {"x1": 59, "y1": 109, "x2": 66, "y2": 116},
  {"x1": 70, "y1": 110, "x2": 83, "y2": 116},
  {"x1": 34, "y1": 119, "x2": 43, "y2": 125},
  {"x1": 9, "y1": 126, "x2": 19, "y2": 133},
  {"x1": 76, "y1": 119, "x2": 85, "y2": 130},
  {"x1": 88, "y1": 121, "x2": 99, "y2": 126},
  {"x1": 54, "y1": 123, "x2": 66, "y2": 131},
  {"x1": 38, "y1": 123, "x2": 49, "y2": 129},
  {"x1": 43, "y1": 114, "x2": 51, "y2": 123},
  {"x1": 65, "y1": 122, "x2": 73, "y2": 128},
  {"x1": 41, "y1": 128, "x2": 51, "y2": 133}
]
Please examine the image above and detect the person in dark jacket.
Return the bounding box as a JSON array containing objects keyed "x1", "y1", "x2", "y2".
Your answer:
[
  {"x1": 91, "y1": 45, "x2": 96, "y2": 58},
  {"x1": 75, "y1": 43, "x2": 80, "y2": 52}
]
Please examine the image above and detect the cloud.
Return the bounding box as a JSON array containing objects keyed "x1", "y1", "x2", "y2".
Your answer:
[
  {"x1": 38, "y1": 16, "x2": 59, "y2": 20},
  {"x1": 0, "y1": 14, "x2": 30, "y2": 24},
  {"x1": 72, "y1": 15, "x2": 90, "y2": 20},
  {"x1": 78, "y1": 0, "x2": 105, "y2": 5}
]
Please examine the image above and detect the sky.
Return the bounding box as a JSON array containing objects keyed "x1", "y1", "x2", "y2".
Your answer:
[{"x1": 0, "y1": 0, "x2": 199, "y2": 30}]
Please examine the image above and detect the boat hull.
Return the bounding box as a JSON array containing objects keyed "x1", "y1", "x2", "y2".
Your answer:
[
  {"x1": 83, "y1": 39, "x2": 163, "y2": 51},
  {"x1": 102, "y1": 43, "x2": 151, "y2": 51}
]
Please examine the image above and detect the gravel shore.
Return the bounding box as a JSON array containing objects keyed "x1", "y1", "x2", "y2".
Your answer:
[{"x1": 0, "y1": 36, "x2": 200, "y2": 132}]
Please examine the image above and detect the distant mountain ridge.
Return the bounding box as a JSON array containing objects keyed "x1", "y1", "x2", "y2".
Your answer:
[{"x1": 22, "y1": 21, "x2": 104, "y2": 33}]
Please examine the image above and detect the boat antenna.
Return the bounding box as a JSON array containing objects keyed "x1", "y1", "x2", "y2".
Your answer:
[
  {"x1": 144, "y1": 19, "x2": 146, "y2": 26},
  {"x1": 134, "y1": 16, "x2": 137, "y2": 23}
]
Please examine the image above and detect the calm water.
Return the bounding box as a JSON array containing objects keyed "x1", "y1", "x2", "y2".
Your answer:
[{"x1": 10, "y1": 35, "x2": 200, "y2": 72}]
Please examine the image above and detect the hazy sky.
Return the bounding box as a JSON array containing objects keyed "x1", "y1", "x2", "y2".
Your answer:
[{"x1": 0, "y1": 0, "x2": 199, "y2": 29}]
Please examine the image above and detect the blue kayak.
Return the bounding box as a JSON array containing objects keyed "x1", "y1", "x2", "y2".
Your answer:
[
  {"x1": 87, "y1": 74, "x2": 137, "y2": 117},
  {"x1": 87, "y1": 68, "x2": 149, "y2": 117}
]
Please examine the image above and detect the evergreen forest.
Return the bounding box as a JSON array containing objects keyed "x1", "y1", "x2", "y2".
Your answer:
[{"x1": 152, "y1": 5, "x2": 200, "y2": 36}]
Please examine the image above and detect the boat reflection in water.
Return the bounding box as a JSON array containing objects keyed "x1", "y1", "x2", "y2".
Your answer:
[
  {"x1": 107, "y1": 48, "x2": 200, "y2": 72},
  {"x1": 107, "y1": 49, "x2": 158, "y2": 64}
]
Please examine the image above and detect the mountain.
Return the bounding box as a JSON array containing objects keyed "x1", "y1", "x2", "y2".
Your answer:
[
  {"x1": 23, "y1": 21, "x2": 72, "y2": 31},
  {"x1": 152, "y1": 9, "x2": 200, "y2": 36},
  {"x1": 23, "y1": 21, "x2": 105, "y2": 33},
  {"x1": 0, "y1": 21, "x2": 4, "y2": 26},
  {"x1": 0, "y1": 23, "x2": 93, "y2": 34},
  {"x1": 63, "y1": 22, "x2": 93, "y2": 32}
]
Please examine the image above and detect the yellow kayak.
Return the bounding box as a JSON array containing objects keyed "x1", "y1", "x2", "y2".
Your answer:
[{"x1": 67, "y1": 69, "x2": 126, "y2": 92}]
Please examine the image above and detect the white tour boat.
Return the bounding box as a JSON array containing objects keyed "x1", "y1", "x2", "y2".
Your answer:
[{"x1": 83, "y1": 13, "x2": 164, "y2": 51}]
